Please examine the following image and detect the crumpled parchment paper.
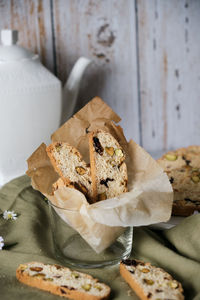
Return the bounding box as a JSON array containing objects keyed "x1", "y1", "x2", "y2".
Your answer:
[{"x1": 27, "y1": 97, "x2": 173, "y2": 253}]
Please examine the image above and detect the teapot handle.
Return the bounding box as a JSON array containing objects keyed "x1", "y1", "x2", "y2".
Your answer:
[{"x1": 61, "y1": 57, "x2": 92, "y2": 124}]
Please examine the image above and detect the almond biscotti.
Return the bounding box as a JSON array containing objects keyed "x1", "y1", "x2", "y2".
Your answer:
[
  {"x1": 89, "y1": 130, "x2": 128, "y2": 202},
  {"x1": 46, "y1": 142, "x2": 93, "y2": 202},
  {"x1": 120, "y1": 259, "x2": 184, "y2": 300},
  {"x1": 16, "y1": 262, "x2": 110, "y2": 300},
  {"x1": 157, "y1": 146, "x2": 200, "y2": 216}
]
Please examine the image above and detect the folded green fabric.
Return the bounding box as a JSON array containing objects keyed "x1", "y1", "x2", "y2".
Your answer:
[{"x1": 0, "y1": 176, "x2": 199, "y2": 300}]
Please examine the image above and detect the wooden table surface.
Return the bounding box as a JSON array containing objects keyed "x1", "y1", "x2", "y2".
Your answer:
[{"x1": 0, "y1": 0, "x2": 199, "y2": 154}]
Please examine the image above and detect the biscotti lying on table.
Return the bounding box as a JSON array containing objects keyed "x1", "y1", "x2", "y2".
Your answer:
[
  {"x1": 46, "y1": 129, "x2": 128, "y2": 203},
  {"x1": 157, "y1": 145, "x2": 200, "y2": 216},
  {"x1": 16, "y1": 262, "x2": 110, "y2": 300},
  {"x1": 120, "y1": 259, "x2": 184, "y2": 300}
]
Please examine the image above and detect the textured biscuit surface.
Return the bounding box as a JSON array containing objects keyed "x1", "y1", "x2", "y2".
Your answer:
[
  {"x1": 157, "y1": 146, "x2": 200, "y2": 216},
  {"x1": 120, "y1": 259, "x2": 184, "y2": 300},
  {"x1": 89, "y1": 130, "x2": 128, "y2": 202},
  {"x1": 16, "y1": 262, "x2": 110, "y2": 300},
  {"x1": 46, "y1": 142, "x2": 93, "y2": 202}
]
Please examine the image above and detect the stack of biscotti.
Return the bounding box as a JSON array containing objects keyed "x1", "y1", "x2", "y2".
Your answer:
[
  {"x1": 46, "y1": 129, "x2": 128, "y2": 203},
  {"x1": 157, "y1": 145, "x2": 200, "y2": 216},
  {"x1": 120, "y1": 259, "x2": 184, "y2": 300},
  {"x1": 16, "y1": 262, "x2": 110, "y2": 300}
]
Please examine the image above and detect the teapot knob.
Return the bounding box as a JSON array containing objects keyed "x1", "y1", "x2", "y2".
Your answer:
[{"x1": 1, "y1": 29, "x2": 18, "y2": 46}]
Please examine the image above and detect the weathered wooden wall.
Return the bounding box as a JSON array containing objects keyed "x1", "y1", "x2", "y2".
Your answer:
[
  {"x1": 137, "y1": 0, "x2": 200, "y2": 153},
  {"x1": 0, "y1": 0, "x2": 199, "y2": 154}
]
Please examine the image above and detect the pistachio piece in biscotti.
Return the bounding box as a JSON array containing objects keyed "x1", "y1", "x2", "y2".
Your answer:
[
  {"x1": 165, "y1": 154, "x2": 178, "y2": 161},
  {"x1": 18, "y1": 264, "x2": 27, "y2": 272},
  {"x1": 191, "y1": 170, "x2": 200, "y2": 183},
  {"x1": 82, "y1": 284, "x2": 92, "y2": 291},
  {"x1": 168, "y1": 281, "x2": 179, "y2": 289},
  {"x1": 94, "y1": 284, "x2": 103, "y2": 291},
  {"x1": 71, "y1": 272, "x2": 79, "y2": 279},
  {"x1": 191, "y1": 175, "x2": 200, "y2": 183},
  {"x1": 115, "y1": 148, "x2": 124, "y2": 158}
]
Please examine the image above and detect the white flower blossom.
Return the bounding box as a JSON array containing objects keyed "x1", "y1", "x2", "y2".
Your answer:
[
  {"x1": 3, "y1": 210, "x2": 17, "y2": 220},
  {"x1": 0, "y1": 236, "x2": 4, "y2": 250}
]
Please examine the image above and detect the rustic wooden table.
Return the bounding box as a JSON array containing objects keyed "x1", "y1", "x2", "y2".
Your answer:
[{"x1": 0, "y1": 0, "x2": 199, "y2": 154}]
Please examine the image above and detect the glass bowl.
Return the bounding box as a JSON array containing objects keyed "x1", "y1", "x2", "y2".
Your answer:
[{"x1": 48, "y1": 200, "x2": 133, "y2": 268}]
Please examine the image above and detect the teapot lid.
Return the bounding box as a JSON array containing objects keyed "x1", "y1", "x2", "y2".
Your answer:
[{"x1": 0, "y1": 29, "x2": 37, "y2": 62}]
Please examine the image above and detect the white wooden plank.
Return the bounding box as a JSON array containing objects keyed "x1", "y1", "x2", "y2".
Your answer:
[
  {"x1": 0, "y1": 0, "x2": 55, "y2": 72},
  {"x1": 52, "y1": 0, "x2": 140, "y2": 143},
  {"x1": 137, "y1": 0, "x2": 200, "y2": 153}
]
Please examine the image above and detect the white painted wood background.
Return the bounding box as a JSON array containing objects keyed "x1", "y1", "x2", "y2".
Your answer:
[{"x1": 0, "y1": 0, "x2": 199, "y2": 155}]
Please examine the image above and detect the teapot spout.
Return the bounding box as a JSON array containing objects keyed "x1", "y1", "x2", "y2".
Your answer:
[{"x1": 61, "y1": 57, "x2": 92, "y2": 124}]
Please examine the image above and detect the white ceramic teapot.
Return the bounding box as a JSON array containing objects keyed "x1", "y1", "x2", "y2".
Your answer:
[{"x1": 0, "y1": 29, "x2": 91, "y2": 186}]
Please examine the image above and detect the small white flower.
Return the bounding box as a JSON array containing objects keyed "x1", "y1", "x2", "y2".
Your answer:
[
  {"x1": 0, "y1": 236, "x2": 4, "y2": 250},
  {"x1": 3, "y1": 210, "x2": 17, "y2": 220}
]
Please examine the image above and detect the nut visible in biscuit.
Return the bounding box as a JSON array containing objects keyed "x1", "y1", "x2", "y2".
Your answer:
[
  {"x1": 82, "y1": 284, "x2": 91, "y2": 291},
  {"x1": 165, "y1": 154, "x2": 177, "y2": 161},
  {"x1": 75, "y1": 166, "x2": 86, "y2": 175},
  {"x1": 143, "y1": 279, "x2": 154, "y2": 285},
  {"x1": 115, "y1": 149, "x2": 123, "y2": 157},
  {"x1": 191, "y1": 175, "x2": 200, "y2": 183},
  {"x1": 105, "y1": 147, "x2": 114, "y2": 156}
]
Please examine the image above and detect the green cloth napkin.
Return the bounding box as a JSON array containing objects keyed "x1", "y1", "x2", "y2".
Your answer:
[{"x1": 0, "y1": 176, "x2": 199, "y2": 300}]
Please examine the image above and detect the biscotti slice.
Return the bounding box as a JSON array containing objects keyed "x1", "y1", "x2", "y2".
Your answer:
[
  {"x1": 165, "y1": 166, "x2": 200, "y2": 216},
  {"x1": 46, "y1": 142, "x2": 93, "y2": 202},
  {"x1": 157, "y1": 146, "x2": 200, "y2": 216},
  {"x1": 89, "y1": 130, "x2": 128, "y2": 202},
  {"x1": 172, "y1": 200, "x2": 200, "y2": 217},
  {"x1": 16, "y1": 262, "x2": 110, "y2": 300},
  {"x1": 120, "y1": 259, "x2": 184, "y2": 300},
  {"x1": 157, "y1": 145, "x2": 200, "y2": 172}
]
